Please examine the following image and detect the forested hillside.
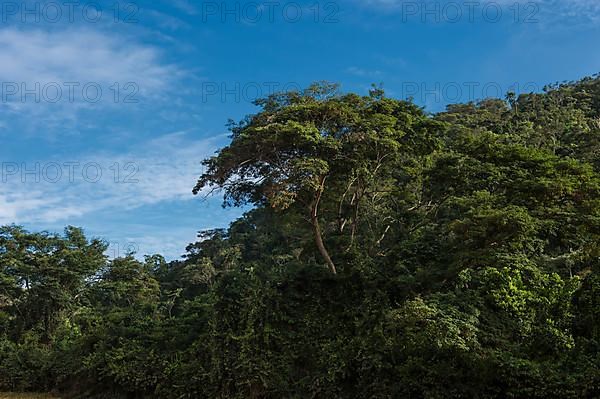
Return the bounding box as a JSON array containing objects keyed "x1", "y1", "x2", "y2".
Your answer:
[{"x1": 2, "y1": 76, "x2": 600, "y2": 398}]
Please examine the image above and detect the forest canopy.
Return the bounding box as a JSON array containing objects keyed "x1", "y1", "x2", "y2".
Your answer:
[{"x1": 2, "y1": 75, "x2": 600, "y2": 398}]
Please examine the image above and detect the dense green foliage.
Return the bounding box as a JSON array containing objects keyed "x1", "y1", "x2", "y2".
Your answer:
[{"x1": 2, "y1": 76, "x2": 600, "y2": 398}]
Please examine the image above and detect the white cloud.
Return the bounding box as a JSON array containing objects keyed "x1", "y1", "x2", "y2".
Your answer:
[
  {"x1": 0, "y1": 23, "x2": 207, "y2": 259},
  {"x1": 0, "y1": 131, "x2": 223, "y2": 226},
  {"x1": 167, "y1": 0, "x2": 198, "y2": 15},
  {"x1": 0, "y1": 27, "x2": 177, "y2": 94},
  {"x1": 0, "y1": 26, "x2": 182, "y2": 135},
  {"x1": 346, "y1": 66, "x2": 383, "y2": 78}
]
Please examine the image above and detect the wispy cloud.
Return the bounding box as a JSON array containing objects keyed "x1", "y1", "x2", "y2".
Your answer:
[
  {"x1": 167, "y1": 0, "x2": 198, "y2": 15},
  {"x1": 0, "y1": 131, "x2": 222, "y2": 225},
  {"x1": 0, "y1": 27, "x2": 177, "y2": 93},
  {"x1": 346, "y1": 66, "x2": 383, "y2": 78},
  {"x1": 0, "y1": 26, "x2": 182, "y2": 135}
]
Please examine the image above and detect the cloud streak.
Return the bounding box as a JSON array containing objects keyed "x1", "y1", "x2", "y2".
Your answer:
[
  {"x1": 0, "y1": 26, "x2": 182, "y2": 136},
  {"x1": 0, "y1": 131, "x2": 221, "y2": 225},
  {"x1": 0, "y1": 27, "x2": 177, "y2": 93}
]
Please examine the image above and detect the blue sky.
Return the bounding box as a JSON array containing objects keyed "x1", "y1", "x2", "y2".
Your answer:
[{"x1": 0, "y1": 0, "x2": 599, "y2": 259}]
